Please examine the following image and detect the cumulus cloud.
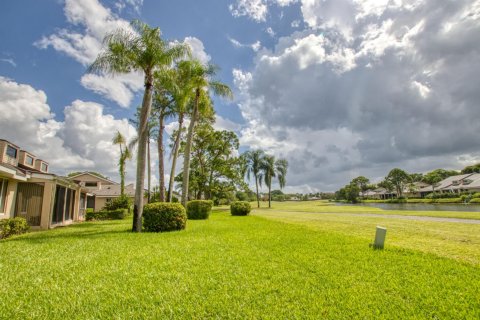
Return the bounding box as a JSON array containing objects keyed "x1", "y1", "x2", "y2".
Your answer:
[
  {"x1": 234, "y1": 0, "x2": 480, "y2": 191},
  {"x1": 0, "y1": 77, "x2": 139, "y2": 181},
  {"x1": 228, "y1": 37, "x2": 262, "y2": 51},
  {"x1": 229, "y1": 0, "x2": 298, "y2": 22},
  {"x1": 183, "y1": 37, "x2": 211, "y2": 64},
  {"x1": 34, "y1": 0, "x2": 143, "y2": 108}
]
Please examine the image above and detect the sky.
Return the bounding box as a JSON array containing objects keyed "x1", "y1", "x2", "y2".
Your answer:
[{"x1": 0, "y1": 0, "x2": 479, "y2": 193}]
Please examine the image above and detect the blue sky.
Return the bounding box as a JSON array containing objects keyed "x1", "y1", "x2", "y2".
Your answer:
[{"x1": 1, "y1": 0, "x2": 480, "y2": 192}]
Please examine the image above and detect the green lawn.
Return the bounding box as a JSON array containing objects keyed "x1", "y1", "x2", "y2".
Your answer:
[
  {"x1": 1, "y1": 209, "x2": 479, "y2": 319},
  {"x1": 253, "y1": 200, "x2": 480, "y2": 220}
]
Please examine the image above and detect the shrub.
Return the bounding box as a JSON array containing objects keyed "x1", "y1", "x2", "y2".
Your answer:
[
  {"x1": 469, "y1": 198, "x2": 480, "y2": 203},
  {"x1": 0, "y1": 217, "x2": 30, "y2": 240},
  {"x1": 231, "y1": 201, "x2": 251, "y2": 216},
  {"x1": 172, "y1": 196, "x2": 179, "y2": 203},
  {"x1": 104, "y1": 195, "x2": 132, "y2": 212},
  {"x1": 143, "y1": 202, "x2": 186, "y2": 232},
  {"x1": 387, "y1": 198, "x2": 407, "y2": 203},
  {"x1": 214, "y1": 198, "x2": 231, "y2": 206},
  {"x1": 472, "y1": 193, "x2": 480, "y2": 199},
  {"x1": 186, "y1": 200, "x2": 213, "y2": 220},
  {"x1": 435, "y1": 198, "x2": 463, "y2": 203},
  {"x1": 86, "y1": 209, "x2": 127, "y2": 221}
]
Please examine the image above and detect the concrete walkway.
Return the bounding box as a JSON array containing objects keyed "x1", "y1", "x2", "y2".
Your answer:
[{"x1": 262, "y1": 210, "x2": 480, "y2": 224}]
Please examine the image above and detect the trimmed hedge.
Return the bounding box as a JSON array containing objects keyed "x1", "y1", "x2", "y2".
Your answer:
[
  {"x1": 143, "y1": 202, "x2": 186, "y2": 232},
  {"x1": 86, "y1": 209, "x2": 127, "y2": 221},
  {"x1": 186, "y1": 200, "x2": 213, "y2": 220},
  {"x1": 0, "y1": 217, "x2": 30, "y2": 240},
  {"x1": 104, "y1": 195, "x2": 132, "y2": 212},
  {"x1": 435, "y1": 198, "x2": 463, "y2": 203},
  {"x1": 469, "y1": 198, "x2": 480, "y2": 203},
  {"x1": 230, "y1": 201, "x2": 251, "y2": 216}
]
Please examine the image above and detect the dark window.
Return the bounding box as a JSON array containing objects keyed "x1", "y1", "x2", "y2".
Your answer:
[
  {"x1": 85, "y1": 182, "x2": 98, "y2": 187},
  {"x1": 52, "y1": 186, "x2": 66, "y2": 224},
  {"x1": 6, "y1": 145, "x2": 17, "y2": 158},
  {"x1": 0, "y1": 179, "x2": 8, "y2": 213},
  {"x1": 26, "y1": 155, "x2": 34, "y2": 166}
]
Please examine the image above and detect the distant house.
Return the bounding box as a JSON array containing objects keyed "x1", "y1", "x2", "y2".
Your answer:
[
  {"x1": 419, "y1": 173, "x2": 480, "y2": 196},
  {"x1": 68, "y1": 172, "x2": 145, "y2": 211},
  {"x1": 0, "y1": 139, "x2": 88, "y2": 229}
]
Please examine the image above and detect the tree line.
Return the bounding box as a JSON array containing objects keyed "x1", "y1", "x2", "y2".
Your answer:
[{"x1": 88, "y1": 20, "x2": 288, "y2": 232}]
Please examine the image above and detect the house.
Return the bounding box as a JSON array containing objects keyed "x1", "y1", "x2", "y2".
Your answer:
[
  {"x1": 68, "y1": 172, "x2": 144, "y2": 211},
  {"x1": 419, "y1": 173, "x2": 480, "y2": 196},
  {"x1": 0, "y1": 139, "x2": 88, "y2": 229}
]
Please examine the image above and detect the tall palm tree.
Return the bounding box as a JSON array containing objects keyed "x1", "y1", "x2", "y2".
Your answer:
[
  {"x1": 89, "y1": 20, "x2": 189, "y2": 232},
  {"x1": 112, "y1": 131, "x2": 131, "y2": 196},
  {"x1": 260, "y1": 156, "x2": 289, "y2": 208},
  {"x1": 179, "y1": 60, "x2": 233, "y2": 207},
  {"x1": 259, "y1": 155, "x2": 276, "y2": 208},
  {"x1": 242, "y1": 149, "x2": 265, "y2": 208}
]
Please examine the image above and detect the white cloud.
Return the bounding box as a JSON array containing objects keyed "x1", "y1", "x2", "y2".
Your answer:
[
  {"x1": 34, "y1": 0, "x2": 142, "y2": 108},
  {"x1": 213, "y1": 115, "x2": 242, "y2": 132},
  {"x1": 229, "y1": 0, "x2": 299, "y2": 22},
  {"x1": 183, "y1": 37, "x2": 211, "y2": 64},
  {"x1": 228, "y1": 37, "x2": 262, "y2": 52},
  {"x1": 0, "y1": 58, "x2": 16, "y2": 67},
  {"x1": 266, "y1": 27, "x2": 276, "y2": 37}
]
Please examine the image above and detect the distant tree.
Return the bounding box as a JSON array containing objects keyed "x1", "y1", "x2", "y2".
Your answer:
[
  {"x1": 461, "y1": 163, "x2": 480, "y2": 174},
  {"x1": 259, "y1": 155, "x2": 288, "y2": 208},
  {"x1": 242, "y1": 149, "x2": 265, "y2": 208},
  {"x1": 385, "y1": 168, "x2": 410, "y2": 197},
  {"x1": 351, "y1": 176, "x2": 370, "y2": 193},
  {"x1": 428, "y1": 168, "x2": 459, "y2": 179},
  {"x1": 378, "y1": 180, "x2": 395, "y2": 195},
  {"x1": 422, "y1": 171, "x2": 443, "y2": 195},
  {"x1": 112, "y1": 131, "x2": 131, "y2": 196},
  {"x1": 409, "y1": 173, "x2": 423, "y2": 182}
]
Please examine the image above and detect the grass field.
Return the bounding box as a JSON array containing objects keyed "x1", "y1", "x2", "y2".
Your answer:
[
  {"x1": 1, "y1": 208, "x2": 479, "y2": 319},
  {"x1": 254, "y1": 200, "x2": 480, "y2": 220}
]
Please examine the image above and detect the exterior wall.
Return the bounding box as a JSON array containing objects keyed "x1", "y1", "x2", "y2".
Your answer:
[
  {"x1": 19, "y1": 151, "x2": 36, "y2": 169},
  {"x1": 39, "y1": 182, "x2": 55, "y2": 229},
  {"x1": 0, "y1": 179, "x2": 18, "y2": 219},
  {"x1": 0, "y1": 141, "x2": 19, "y2": 166},
  {"x1": 34, "y1": 159, "x2": 49, "y2": 173}
]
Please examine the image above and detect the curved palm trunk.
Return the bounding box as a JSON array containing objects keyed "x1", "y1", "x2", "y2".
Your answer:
[
  {"x1": 181, "y1": 90, "x2": 200, "y2": 207},
  {"x1": 133, "y1": 73, "x2": 154, "y2": 232},
  {"x1": 255, "y1": 176, "x2": 260, "y2": 208},
  {"x1": 268, "y1": 184, "x2": 271, "y2": 208},
  {"x1": 167, "y1": 113, "x2": 184, "y2": 202},
  {"x1": 158, "y1": 111, "x2": 166, "y2": 202},
  {"x1": 147, "y1": 135, "x2": 151, "y2": 203}
]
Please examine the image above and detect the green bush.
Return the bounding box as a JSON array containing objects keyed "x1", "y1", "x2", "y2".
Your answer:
[
  {"x1": 186, "y1": 200, "x2": 213, "y2": 220},
  {"x1": 471, "y1": 193, "x2": 480, "y2": 199},
  {"x1": 387, "y1": 198, "x2": 407, "y2": 203},
  {"x1": 104, "y1": 195, "x2": 132, "y2": 212},
  {"x1": 143, "y1": 202, "x2": 186, "y2": 232},
  {"x1": 0, "y1": 217, "x2": 30, "y2": 239},
  {"x1": 469, "y1": 198, "x2": 480, "y2": 203},
  {"x1": 86, "y1": 209, "x2": 127, "y2": 221},
  {"x1": 172, "y1": 196, "x2": 179, "y2": 203},
  {"x1": 230, "y1": 201, "x2": 251, "y2": 216},
  {"x1": 407, "y1": 198, "x2": 433, "y2": 203}
]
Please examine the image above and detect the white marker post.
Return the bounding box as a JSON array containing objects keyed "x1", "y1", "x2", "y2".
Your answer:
[{"x1": 372, "y1": 226, "x2": 387, "y2": 249}]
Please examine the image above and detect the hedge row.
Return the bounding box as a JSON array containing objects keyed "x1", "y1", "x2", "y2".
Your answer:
[
  {"x1": 0, "y1": 217, "x2": 29, "y2": 240},
  {"x1": 143, "y1": 202, "x2": 186, "y2": 232},
  {"x1": 86, "y1": 209, "x2": 128, "y2": 221}
]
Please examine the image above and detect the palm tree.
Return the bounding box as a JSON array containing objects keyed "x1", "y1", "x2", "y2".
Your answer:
[
  {"x1": 89, "y1": 20, "x2": 189, "y2": 232},
  {"x1": 242, "y1": 149, "x2": 265, "y2": 208},
  {"x1": 260, "y1": 156, "x2": 289, "y2": 208},
  {"x1": 179, "y1": 60, "x2": 233, "y2": 207},
  {"x1": 112, "y1": 131, "x2": 131, "y2": 196}
]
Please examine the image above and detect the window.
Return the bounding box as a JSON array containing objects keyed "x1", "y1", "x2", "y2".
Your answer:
[
  {"x1": 85, "y1": 182, "x2": 98, "y2": 187},
  {"x1": 6, "y1": 145, "x2": 17, "y2": 158},
  {"x1": 26, "y1": 155, "x2": 34, "y2": 166},
  {"x1": 0, "y1": 179, "x2": 8, "y2": 213},
  {"x1": 41, "y1": 163, "x2": 48, "y2": 172}
]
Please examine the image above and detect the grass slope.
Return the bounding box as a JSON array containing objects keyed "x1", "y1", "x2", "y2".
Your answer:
[
  {"x1": 257, "y1": 200, "x2": 480, "y2": 220},
  {"x1": 1, "y1": 209, "x2": 479, "y2": 319}
]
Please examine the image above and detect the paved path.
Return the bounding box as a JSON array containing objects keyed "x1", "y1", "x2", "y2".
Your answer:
[{"x1": 258, "y1": 210, "x2": 480, "y2": 224}]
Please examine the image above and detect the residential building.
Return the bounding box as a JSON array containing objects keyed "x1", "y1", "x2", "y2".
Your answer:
[{"x1": 0, "y1": 139, "x2": 88, "y2": 229}]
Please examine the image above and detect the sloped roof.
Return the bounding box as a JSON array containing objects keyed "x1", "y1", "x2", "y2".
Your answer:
[
  {"x1": 419, "y1": 174, "x2": 475, "y2": 192},
  {"x1": 92, "y1": 183, "x2": 135, "y2": 197},
  {"x1": 68, "y1": 171, "x2": 119, "y2": 185}
]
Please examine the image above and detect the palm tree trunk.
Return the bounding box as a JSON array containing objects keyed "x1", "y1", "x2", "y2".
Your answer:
[
  {"x1": 147, "y1": 134, "x2": 151, "y2": 203},
  {"x1": 158, "y1": 111, "x2": 166, "y2": 202},
  {"x1": 119, "y1": 145, "x2": 125, "y2": 196},
  {"x1": 133, "y1": 72, "x2": 153, "y2": 232},
  {"x1": 167, "y1": 113, "x2": 184, "y2": 202},
  {"x1": 255, "y1": 176, "x2": 260, "y2": 208},
  {"x1": 268, "y1": 184, "x2": 271, "y2": 208},
  {"x1": 181, "y1": 89, "x2": 200, "y2": 207}
]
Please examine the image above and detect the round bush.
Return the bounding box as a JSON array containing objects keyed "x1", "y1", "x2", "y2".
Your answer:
[
  {"x1": 143, "y1": 202, "x2": 187, "y2": 232},
  {"x1": 230, "y1": 201, "x2": 251, "y2": 216},
  {"x1": 186, "y1": 200, "x2": 213, "y2": 220}
]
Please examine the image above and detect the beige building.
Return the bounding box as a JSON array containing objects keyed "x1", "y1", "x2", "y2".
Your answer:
[
  {"x1": 0, "y1": 139, "x2": 88, "y2": 229},
  {"x1": 68, "y1": 172, "x2": 138, "y2": 212}
]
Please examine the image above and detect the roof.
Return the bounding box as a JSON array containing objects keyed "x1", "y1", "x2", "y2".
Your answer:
[
  {"x1": 68, "y1": 171, "x2": 119, "y2": 185},
  {"x1": 0, "y1": 139, "x2": 20, "y2": 149},
  {"x1": 92, "y1": 183, "x2": 135, "y2": 197},
  {"x1": 419, "y1": 174, "x2": 475, "y2": 192}
]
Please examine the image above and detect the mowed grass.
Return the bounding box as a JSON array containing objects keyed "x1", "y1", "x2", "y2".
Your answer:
[
  {"x1": 0, "y1": 209, "x2": 479, "y2": 319},
  {"x1": 254, "y1": 200, "x2": 480, "y2": 220}
]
